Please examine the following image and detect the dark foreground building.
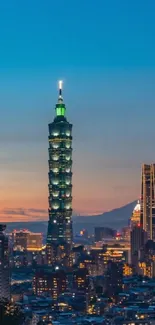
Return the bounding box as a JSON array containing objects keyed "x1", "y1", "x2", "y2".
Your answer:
[
  {"x1": 95, "y1": 227, "x2": 115, "y2": 242},
  {"x1": 0, "y1": 224, "x2": 10, "y2": 299},
  {"x1": 46, "y1": 82, "x2": 73, "y2": 267},
  {"x1": 130, "y1": 226, "x2": 147, "y2": 265},
  {"x1": 104, "y1": 261, "x2": 123, "y2": 299},
  {"x1": 141, "y1": 164, "x2": 155, "y2": 240}
]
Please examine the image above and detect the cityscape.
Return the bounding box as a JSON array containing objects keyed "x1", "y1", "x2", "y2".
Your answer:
[
  {"x1": 0, "y1": 1, "x2": 155, "y2": 325},
  {"x1": 1, "y1": 82, "x2": 155, "y2": 325}
]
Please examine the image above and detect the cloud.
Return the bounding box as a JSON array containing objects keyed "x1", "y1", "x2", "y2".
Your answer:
[{"x1": 0, "y1": 208, "x2": 48, "y2": 222}]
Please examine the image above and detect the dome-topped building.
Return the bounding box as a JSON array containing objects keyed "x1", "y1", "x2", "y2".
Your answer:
[
  {"x1": 133, "y1": 200, "x2": 140, "y2": 213},
  {"x1": 130, "y1": 200, "x2": 141, "y2": 229}
]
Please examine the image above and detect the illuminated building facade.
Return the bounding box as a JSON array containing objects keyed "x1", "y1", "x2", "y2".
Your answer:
[
  {"x1": 12, "y1": 229, "x2": 28, "y2": 250},
  {"x1": 123, "y1": 263, "x2": 133, "y2": 276},
  {"x1": 47, "y1": 82, "x2": 73, "y2": 266},
  {"x1": 33, "y1": 266, "x2": 67, "y2": 299},
  {"x1": 12, "y1": 229, "x2": 43, "y2": 251},
  {"x1": 0, "y1": 225, "x2": 10, "y2": 300},
  {"x1": 27, "y1": 233, "x2": 43, "y2": 251},
  {"x1": 73, "y1": 268, "x2": 89, "y2": 293},
  {"x1": 141, "y1": 164, "x2": 155, "y2": 240},
  {"x1": 94, "y1": 227, "x2": 115, "y2": 242},
  {"x1": 130, "y1": 200, "x2": 141, "y2": 228},
  {"x1": 78, "y1": 254, "x2": 97, "y2": 276},
  {"x1": 138, "y1": 261, "x2": 153, "y2": 278}
]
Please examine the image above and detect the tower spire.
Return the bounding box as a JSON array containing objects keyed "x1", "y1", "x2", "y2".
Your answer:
[
  {"x1": 58, "y1": 80, "x2": 63, "y2": 103},
  {"x1": 56, "y1": 80, "x2": 66, "y2": 117}
]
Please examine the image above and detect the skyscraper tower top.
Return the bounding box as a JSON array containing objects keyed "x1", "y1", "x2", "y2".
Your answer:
[
  {"x1": 55, "y1": 80, "x2": 66, "y2": 117},
  {"x1": 58, "y1": 80, "x2": 63, "y2": 99}
]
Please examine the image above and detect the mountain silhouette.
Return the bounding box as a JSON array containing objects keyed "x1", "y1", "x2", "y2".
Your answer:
[
  {"x1": 5, "y1": 201, "x2": 136, "y2": 235},
  {"x1": 73, "y1": 200, "x2": 136, "y2": 233}
]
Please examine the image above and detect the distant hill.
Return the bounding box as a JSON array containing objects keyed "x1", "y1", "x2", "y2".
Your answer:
[
  {"x1": 5, "y1": 201, "x2": 136, "y2": 235},
  {"x1": 5, "y1": 221, "x2": 48, "y2": 234},
  {"x1": 73, "y1": 200, "x2": 136, "y2": 233}
]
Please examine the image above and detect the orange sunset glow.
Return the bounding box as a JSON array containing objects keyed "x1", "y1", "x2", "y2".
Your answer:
[{"x1": 0, "y1": 154, "x2": 139, "y2": 222}]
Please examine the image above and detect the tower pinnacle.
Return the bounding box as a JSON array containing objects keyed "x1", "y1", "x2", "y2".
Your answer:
[
  {"x1": 58, "y1": 80, "x2": 63, "y2": 103},
  {"x1": 56, "y1": 80, "x2": 66, "y2": 116},
  {"x1": 59, "y1": 80, "x2": 63, "y2": 93}
]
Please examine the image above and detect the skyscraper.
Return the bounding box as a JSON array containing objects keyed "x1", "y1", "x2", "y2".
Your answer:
[
  {"x1": 130, "y1": 226, "x2": 147, "y2": 265},
  {"x1": 130, "y1": 200, "x2": 141, "y2": 229},
  {"x1": 12, "y1": 229, "x2": 42, "y2": 251},
  {"x1": 33, "y1": 266, "x2": 67, "y2": 299},
  {"x1": 46, "y1": 81, "x2": 73, "y2": 266},
  {"x1": 0, "y1": 225, "x2": 10, "y2": 300},
  {"x1": 104, "y1": 261, "x2": 123, "y2": 299},
  {"x1": 141, "y1": 164, "x2": 155, "y2": 240}
]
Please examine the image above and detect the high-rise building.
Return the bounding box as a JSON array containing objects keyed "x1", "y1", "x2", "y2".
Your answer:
[
  {"x1": 12, "y1": 229, "x2": 43, "y2": 251},
  {"x1": 33, "y1": 266, "x2": 67, "y2": 299},
  {"x1": 94, "y1": 227, "x2": 115, "y2": 242},
  {"x1": 130, "y1": 200, "x2": 141, "y2": 229},
  {"x1": 0, "y1": 225, "x2": 10, "y2": 300},
  {"x1": 104, "y1": 261, "x2": 123, "y2": 299},
  {"x1": 141, "y1": 164, "x2": 155, "y2": 240},
  {"x1": 12, "y1": 229, "x2": 28, "y2": 250},
  {"x1": 130, "y1": 226, "x2": 147, "y2": 265},
  {"x1": 46, "y1": 81, "x2": 73, "y2": 266},
  {"x1": 121, "y1": 226, "x2": 130, "y2": 242},
  {"x1": 73, "y1": 267, "x2": 89, "y2": 293}
]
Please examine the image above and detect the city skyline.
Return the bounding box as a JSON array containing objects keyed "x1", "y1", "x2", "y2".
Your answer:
[{"x1": 0, "y1": 1, "x2": 155, "y2": 221}]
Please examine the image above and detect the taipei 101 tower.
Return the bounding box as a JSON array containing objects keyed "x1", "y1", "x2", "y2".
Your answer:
[{"x1": 46, "y1": 81, "x2": 73, "y2": 267}]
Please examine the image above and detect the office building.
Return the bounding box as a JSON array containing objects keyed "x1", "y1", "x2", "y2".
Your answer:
[
  {"x1": 141, "y1": 164, "x2": 155, "y2": 240},
  {"x1": 33, "y1": 266, "x2": 67, "y2": 299},
  {"x1": 121, "y1": 226, "x2": 130, "y2": 242},
  {"x1": 94, "y1": 227, "x2": 115, "y2": 242},
  {"x1": 0, "y1": 225, "x2": 10, "y2": 300},
  {"x1": 73, "y1": 267, "x2": 89, "y2": 293},
  {"x1": 27, "y1": 233, "x2": 43, "y2": 251},
  {"x1": 46, "y1": 81, "x2": 73, "y2": 266},
  {"x1": 123, "y1": 263, "x2": 133, "y2": 276},
  {"x1": 12, "y1": 229, "x2": 28, "y2": 250},
  {"x1": 104, "y1": 261, "x2": 123, "y2": 298},
  {"x1": 130, "y1": 226, "x2": 147, "y2": 265},
  {"x1": 12, "y1": 229, "x2": 43, "y2": 251},
  {"x1": 138, "y1": 261, "x2": 154, "y2": 278}
]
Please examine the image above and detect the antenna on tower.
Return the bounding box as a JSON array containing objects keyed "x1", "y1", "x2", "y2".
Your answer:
[{"x1": 58, "y1": 80, "x2": 63, "y2": 97}]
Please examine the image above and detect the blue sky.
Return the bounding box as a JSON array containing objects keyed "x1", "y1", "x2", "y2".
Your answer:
[{"x1": 0, "y1": 0, "x2": 155, "y2": 220}]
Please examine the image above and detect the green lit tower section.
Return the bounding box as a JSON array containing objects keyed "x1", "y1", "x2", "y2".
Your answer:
[{"x1": 47, "y1": 81, "x2": 73, "y2": 266}]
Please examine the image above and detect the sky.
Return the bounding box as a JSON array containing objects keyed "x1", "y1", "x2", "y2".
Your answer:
[{"x1": 0, "y1": 0, "x2": 155, "y2": 221}]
